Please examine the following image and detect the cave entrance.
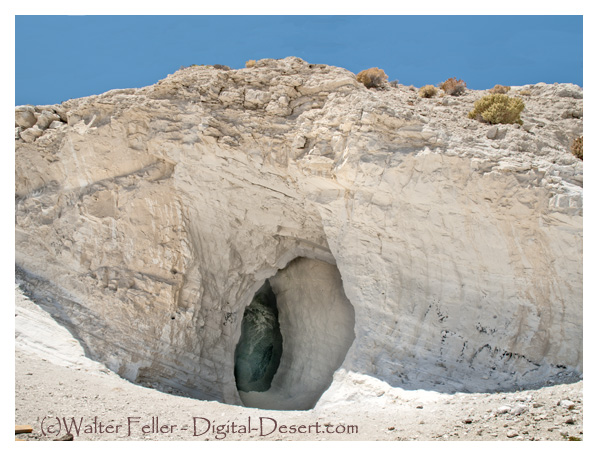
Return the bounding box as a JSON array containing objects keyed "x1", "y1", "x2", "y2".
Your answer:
[
  {"x1": 234, "y1": 257, "x2": 355, "y2": 411},
  {"x1": 234, "y1": 280, "x2": 283, "y2": 393}
]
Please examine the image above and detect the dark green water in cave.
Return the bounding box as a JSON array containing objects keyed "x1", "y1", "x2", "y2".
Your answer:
[{"x1": 234, "y1": 280, "x2": 283, "y2": 392}]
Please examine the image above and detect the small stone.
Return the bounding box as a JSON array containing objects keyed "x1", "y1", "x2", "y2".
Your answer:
[
  {"x1": 36, "y1": 111, "x2": 60, "y2": 130},
  {"x1": 19, "y1": 125, "x2": 44, "y2": 143},
  {"x1": 496, "y1": 405, "x2": 511, "y2": 415},
  {"x1": 565, "y1": 416, "x2": 575, "y2": 425},
  {"x1": 559, "y1": 400, "x2": 575, "y2": 410},
  {"x1": 511, "y1": 405, "x2": 528, "y2": 416},
  {"x1": 532, "y1": 402, "x2": 543, "y2": 408},
  {"x1": 506, "y1": 430, "x2": 518, "y2": 438},
  {"x1": 560, "y1": 430, "x2": 569, "y2": 437},
  {"x1": 415, "y1": 403, "x2": 423, "y2": 409},
  {"x1": 486, "y1": 126, "x2": 499, "y2": 139},
  {"x1": 463, "y1": 418, "x2": 473, "y2": 424},
  {"x1": 48, "y1": 120, "x2": 64, "y2": 129}
]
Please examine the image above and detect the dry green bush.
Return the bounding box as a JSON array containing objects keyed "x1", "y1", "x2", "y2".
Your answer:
[
  {"x1": 419, "y1": 85, "x2": 438, "y2": 98},
  {"x1": 439, "y1": 77, "x2": 467, "y2": 96},
  {"x1": 489, "y1": 84, "x2": 511, "y2": 94},
  {"x1": 357, "y1": 67, "x2": 388, "y2": 88},
  {"x1": 246, "y1": 60, "x2": 256, "y2": 68},
  {"x1": 571, "y1": 136, "x2": 583, "y2": 160},
  {"x1": 468, "y1": 94, "x2": 525, "y2": 125},
  {"x1": 518, "y1": 89, "x2": 532, "y2": 96}
]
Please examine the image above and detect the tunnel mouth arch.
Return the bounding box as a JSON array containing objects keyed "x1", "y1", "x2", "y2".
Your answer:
[{"x1": 234, "y1": 256, "x2": 355, "y2": 410}]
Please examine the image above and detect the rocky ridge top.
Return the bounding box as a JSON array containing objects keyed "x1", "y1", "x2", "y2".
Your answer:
[{"x1": 16, "y1": 56, "x2": 583, "y2": 202}]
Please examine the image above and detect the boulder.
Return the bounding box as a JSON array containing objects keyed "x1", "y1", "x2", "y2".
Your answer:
[
  {"x1": 15, "y1": 106, "x2": 37, "y2": 129},
  {"x1": 19, "y1": 125, "x2": 43, "y2": 142},
  {"x1": 35, "y1": 110, "x2": 61, "y2": 130}
]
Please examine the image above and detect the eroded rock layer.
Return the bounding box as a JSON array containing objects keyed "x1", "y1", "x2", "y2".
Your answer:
[{"x1": 15, "y1": 57, "x2": 582, "y2": 407}]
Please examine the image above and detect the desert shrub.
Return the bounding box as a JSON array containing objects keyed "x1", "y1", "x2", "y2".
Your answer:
[
  {"x1": 246, "y1": 59, "x2": 256, "y2": 68},
  {"x1": 468, "y1": 94, "x2": 525, "y2": 125},
  {"x1": 389, "y1": 80, "x2": 399, "y2": 88},
  {"x1": 212, "y1": 64, "x2": 231, "y2": 71},
  {"x1": 439, "y1": 77, "x2": 467, "y2": 96},
  {"x1": 571, "y1": 136, "x2": 583, "y2": 160},
  {"x1": 356, "y1": 67, "x2": 388, "y2": 88},
  {"x1": 489, "y1": 84, "x2": 511, "y2": 94},
  {"x1": 518, "y1": 89, "x2": 531, "y2": 96},
  {"x1": 419, "y1": 85, "x2": 438, "y2": 98}
]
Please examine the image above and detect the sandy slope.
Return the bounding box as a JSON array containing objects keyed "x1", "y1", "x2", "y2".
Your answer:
[{"x1": 15, "y1": 285, "x2": 582, "y2": 441}]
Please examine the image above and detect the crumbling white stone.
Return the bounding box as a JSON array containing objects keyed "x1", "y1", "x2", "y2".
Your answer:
[{"x1": 14, "y1": 57, "x2": 583, "y2": 409}]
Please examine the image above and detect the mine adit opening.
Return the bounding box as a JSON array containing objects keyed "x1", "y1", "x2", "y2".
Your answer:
[
  {"x1": 233, "y1": 257, "x2": 356, "y2": 411},
  {"x1": 234, "y1": 280, "x2": 283, "y2": 393}
]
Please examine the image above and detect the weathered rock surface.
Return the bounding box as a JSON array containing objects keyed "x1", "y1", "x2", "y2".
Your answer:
[
  {"x1": 15, "y1": 57, "x2": 582, "y2": 409},
  {"x1": 14, "y1": 285, "x2": 584, "y2": 441}
]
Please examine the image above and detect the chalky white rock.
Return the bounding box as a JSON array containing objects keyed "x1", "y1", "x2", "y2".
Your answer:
[{"x1": 15, "y1": 57, "x2": 582, "y2": 410}]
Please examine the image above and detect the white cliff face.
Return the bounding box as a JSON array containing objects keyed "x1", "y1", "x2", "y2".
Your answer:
[{"x1": 15, "y1": 57, "x2": 582, "y2": 409}]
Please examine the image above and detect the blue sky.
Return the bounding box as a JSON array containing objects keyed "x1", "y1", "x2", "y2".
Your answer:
[{"x1": 15, "y1": 15, "x2": 583, "y2": 106}]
